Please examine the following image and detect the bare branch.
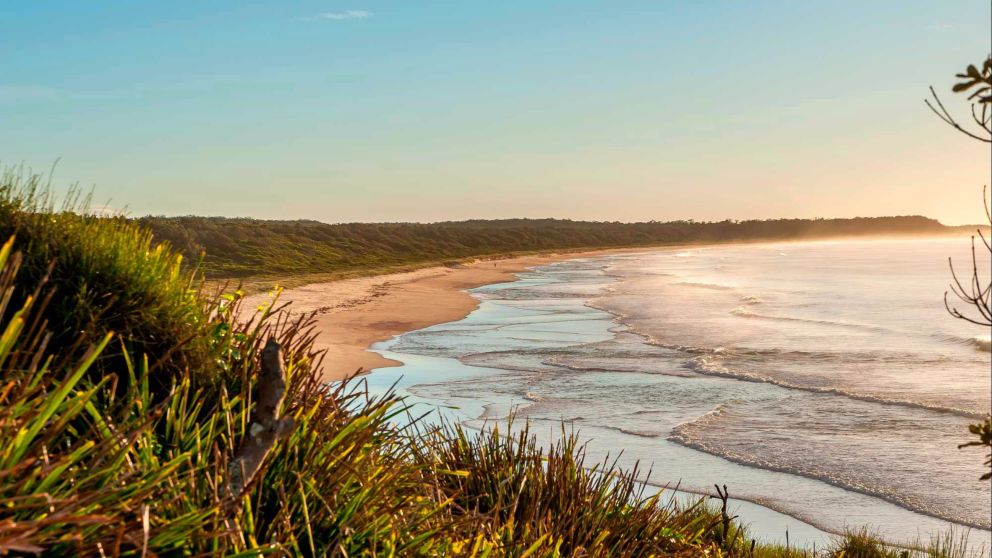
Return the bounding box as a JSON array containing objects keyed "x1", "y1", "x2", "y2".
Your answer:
[
  {"x1": 226, "y1": 338, "x2": 295, "y2": 503},
  {"x1": 984, "y1": 185, "x2": 992, "y2": 226},
  {"x1": 927, "y1": 86, "x2": 992, "y2": 142},
  {"x1": 946, "y1": 226, "x2": 992, "y2": 327},
  {"x1": 970, "y1": 103, "x2": 992, "y2": 132}
]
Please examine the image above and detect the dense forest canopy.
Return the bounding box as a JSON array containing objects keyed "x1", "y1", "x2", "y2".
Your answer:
[{"x1": 139, "y1": 215, "x2": 963, "y2": 279}]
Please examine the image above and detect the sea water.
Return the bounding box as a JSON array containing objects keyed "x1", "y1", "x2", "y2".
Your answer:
[{"x1": 364, "y1": 238, "x2": 992, "y2": 547}]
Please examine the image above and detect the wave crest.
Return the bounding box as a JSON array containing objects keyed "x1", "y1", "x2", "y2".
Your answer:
[
  {"x1": 673, "y1": 281, "x2": 735, "y2": 291},
  {"x1": 729, "y1": 307, "x2": 892, "y2": 333},
  {"x1": 683, "y1": 356, "x2": 985, "y2": 419},
  {"x1": 670, "y1": 406, "x2": 992, "y2": 530}
]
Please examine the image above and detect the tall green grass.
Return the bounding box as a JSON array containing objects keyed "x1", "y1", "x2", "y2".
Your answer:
[
  {"x1": 410, "y1": 418, "x2": 726, "y2": 555},
  {"x1": 0, "y1": 169, "x2": 213, "y2": 397},
  {"x1": 0, "y1": 230, "x2": 459, "y2": 555}
]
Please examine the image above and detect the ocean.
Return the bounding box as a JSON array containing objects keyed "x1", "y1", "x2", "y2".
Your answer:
[{"x1": 364, "y1": 237, "x2": 992, "y2": 546}]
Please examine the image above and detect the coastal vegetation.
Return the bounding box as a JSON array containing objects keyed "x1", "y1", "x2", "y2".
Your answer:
[
  {"x1": 1, "y1": 174, "x2": 987, "y2": 556},
  {"x1": 140, "y1": 214, "x2": 962, "y2": 282},
  {"x1": 2, "y1": 0, "x2": 988, "y2": 552}
]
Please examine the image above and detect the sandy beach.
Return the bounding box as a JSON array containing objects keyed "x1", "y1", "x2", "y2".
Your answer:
[
  {"x1": 238, "y1": 234, "x2": 978, "y2": 383},
  {"x1": 244, "y1": 249, "x2": 644, "y2": 381}
]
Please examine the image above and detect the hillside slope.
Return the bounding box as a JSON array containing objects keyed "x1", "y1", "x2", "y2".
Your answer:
[{"x1": 141, "y1": 215, "x2": 954, "y2": 279}]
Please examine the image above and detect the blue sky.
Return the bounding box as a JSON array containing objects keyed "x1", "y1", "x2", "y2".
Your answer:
[{"x1": 1, "y1": 1, "x2": 989, "y2": 223}]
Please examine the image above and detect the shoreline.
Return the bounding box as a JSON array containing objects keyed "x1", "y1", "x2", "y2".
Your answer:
[
  {"x1": 240, "y1": 232, "x2": 982, "y2": 383},
  {"x1": 243, "y1": 247, "x2": 655, "y2": 381}
]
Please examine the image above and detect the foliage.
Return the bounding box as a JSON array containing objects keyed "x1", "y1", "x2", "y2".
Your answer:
[
  {"x1": 411, "y1": 418, "x2": 725, "y2": 556},
  {"x1": 819, "y1": 528, "x2": 981, "y2": 558},
  {"x1": 0, "y1": 231, "x2": 476, "y2": 554},
  {"x1": 959, "y1": 418, "x2": 992, "y2": 481},
  {"x1": 0, "y1": 169, "x2": 215, "y2": 398},
  {"x1": 953, "y1": 56, "x2": 992, "y2": 105},
  {"x1": 829, "y1": 528, "x2": 897, "y2": 558},
  {"x1": 140, "y1": 214, "x2": 953, "y2": 282},
  {"x1": 927, "y1": 55, "x2": 992, "y2": 142}
]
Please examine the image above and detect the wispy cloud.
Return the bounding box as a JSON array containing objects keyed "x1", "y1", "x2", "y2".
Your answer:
[{"x1": 300, "y1": 10, "x2": 373, "y2": 22}]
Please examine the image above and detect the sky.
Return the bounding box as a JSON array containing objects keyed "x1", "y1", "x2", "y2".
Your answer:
[{"x1": 1, "y1": 1, "x2": 990, "y2": 224}]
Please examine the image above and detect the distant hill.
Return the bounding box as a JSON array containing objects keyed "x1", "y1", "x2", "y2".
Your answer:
[{"x1": 139, "y1": 215, "x2": 957, "y2": 280}]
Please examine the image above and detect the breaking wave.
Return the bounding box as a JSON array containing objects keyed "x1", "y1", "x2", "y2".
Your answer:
[
  {"x1": 938, "y1": 334, "x2": 992, "y2": 353},
  {"x1": 672, "y1": 281, "x2": 736, "y2": 291},
  {"x1": 670, "y1": 408, "x2": 991, "y2": 530},
  {"x1": 729, "y1": 307, "x2": 893, "y2": 333},
  {"x1": 682, "y1": 356, "x2": 985, "y2": 419}
]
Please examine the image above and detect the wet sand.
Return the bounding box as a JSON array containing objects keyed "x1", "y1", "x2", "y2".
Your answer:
[{"x1": 243, "y1": 250, "x2": 647, "y2": 381}]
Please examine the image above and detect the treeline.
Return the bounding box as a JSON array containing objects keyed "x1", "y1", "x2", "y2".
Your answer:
[{"x1": 139, "y1": 215, "x2": 952, "y2": 278}]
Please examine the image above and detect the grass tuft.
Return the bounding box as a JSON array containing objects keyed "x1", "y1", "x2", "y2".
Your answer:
[{"x1": 0, "y1": 169, "x2": 213, "y2": 397}]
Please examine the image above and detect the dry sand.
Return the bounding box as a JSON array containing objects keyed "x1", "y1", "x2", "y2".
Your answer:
[{"x1": 243, "y1": 249, "x2": 650, "y2": 381}]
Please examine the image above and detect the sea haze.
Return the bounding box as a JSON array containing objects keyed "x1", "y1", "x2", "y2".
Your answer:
[{"x1": 368, "y1": 237, "x2": 992, "y2": 544}]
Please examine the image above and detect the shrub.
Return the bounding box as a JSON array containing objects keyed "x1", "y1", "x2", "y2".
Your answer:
[
  {"x1": 0, "y1": 169, "x2": 213, "y2": 397},
  {"x1": 412, "y1": 418, "x2": 726, "y2": 556}
]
